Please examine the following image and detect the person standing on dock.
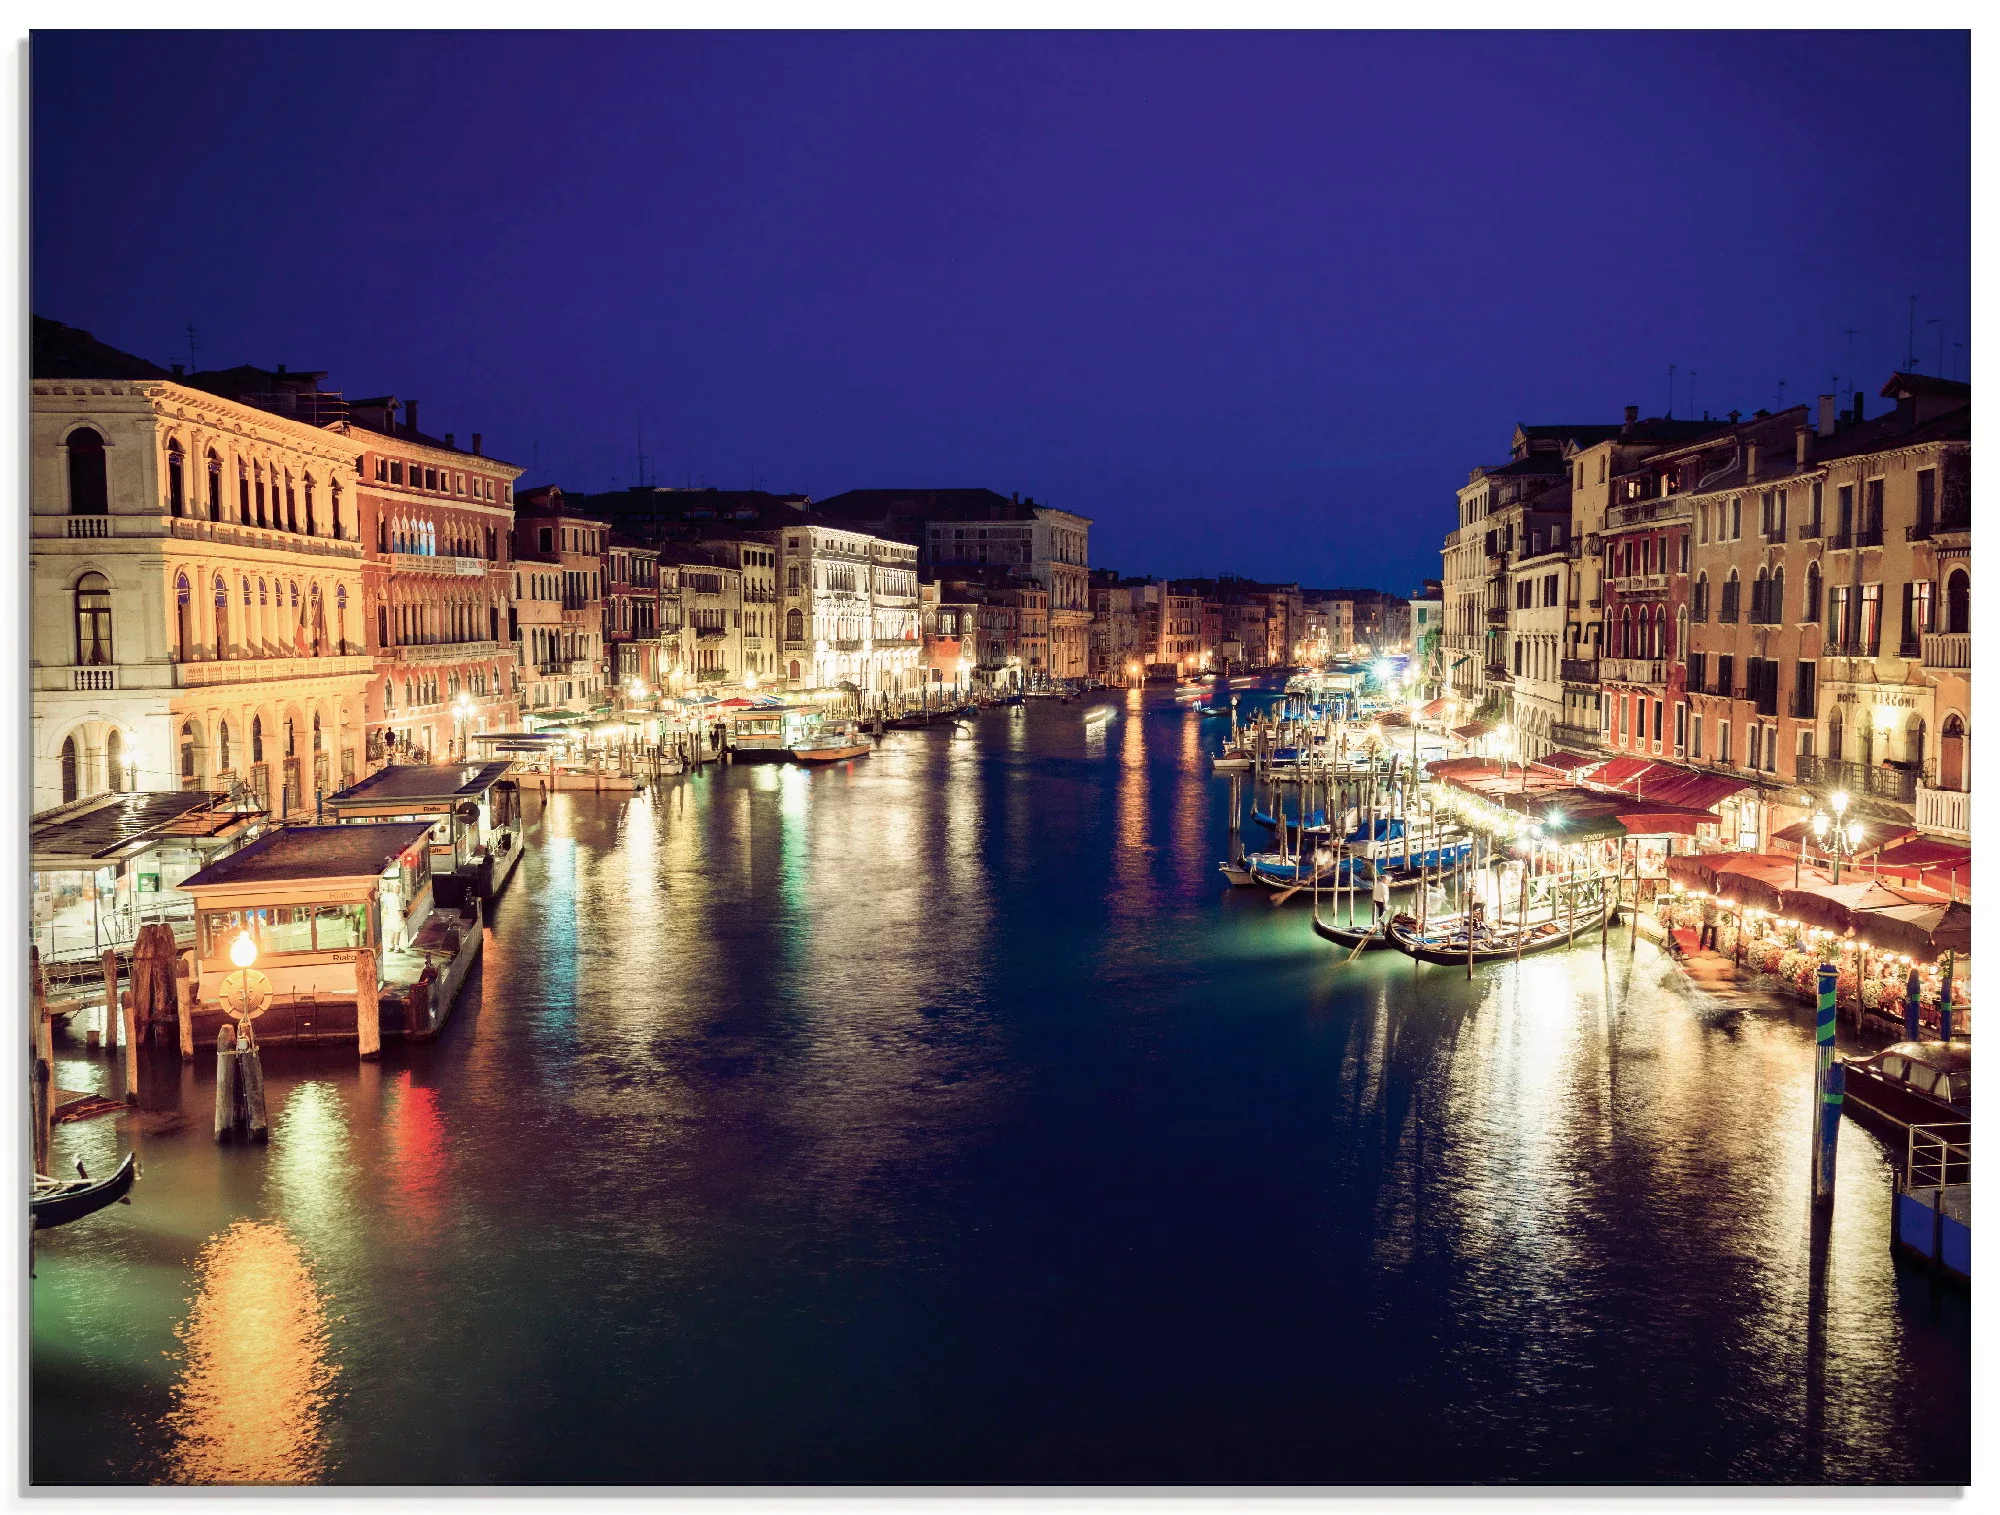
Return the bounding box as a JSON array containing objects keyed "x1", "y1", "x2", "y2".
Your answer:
[{"x1": 1698, "y1": 893, "x2": 1718, "y2": 953}]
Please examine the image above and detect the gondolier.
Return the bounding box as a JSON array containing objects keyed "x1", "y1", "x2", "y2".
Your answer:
[{"x1": 1372, "y1": 869, "x2": 1390, "y2": 923}]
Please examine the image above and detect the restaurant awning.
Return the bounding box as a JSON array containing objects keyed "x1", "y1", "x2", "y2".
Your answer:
[
  {"x1": 1450, "y1": 720, "x2": 1493, "y2": 740},
  {"x1": 1664, "y1": 851, "x2": 1751, "y2": 894},
  {"x1": 1581, "y1": 756, "x2": 1658, "y2": 791},
  {"x1": 1611, "y1": 799, "x2": 1729, "y2": 837},
  {"x1": 1636, "y1": 771, "x2": 1746, "y2": 811},
  {"x1": 1416, "y1": 697, "x2": 1452, "y2": 720},
  {"x1": 1710, "y1": 854, "x2": 1808, "y2": 914},
  {"x1": 1778, "y1": 876, "x2": 1973, "y2": 957},
  {"x1": 1869, "y1": 837, "x2": 1972, "y2": 894},
  {"x1": 1530, "y1": 751, "x2": 1595, "y2": 774}
]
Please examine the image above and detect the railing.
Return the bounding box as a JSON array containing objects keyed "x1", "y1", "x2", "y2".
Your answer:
[
  {"x1": 1922, "y1": 632, "x2": 1970, "y2": 670},
  {"x1": 1916, "y1": 785, "x2": 1970, "y2": 837},
  {"x1": 68, "y1": 665, "x2": 116, "y2": 690},
  {"x1": 1607, "y1": 573, "x2": 1670, "y2": 595},
  {"x1": 389, "y1": 552, "x2": 490, "y2": 578},
  {"x1": 1605, "y1": 498, "x2": 1690, "y2": 529},
  {"x1": 167, "y1": 517, "x2": 362, "y2": 559},
  {"x1": 1485, "y1": 606, "x2": 1507, "y2": 625},
  {"x1": 177, "y1": 653, "x2": 374, "y2": 686},
  {"x1": 66, "y1": 516, "x2": 110, "y2": 538},
  {"x1": 1550, "y1": 722, "x2": 1602, "y2": 747},
  {"x1": 1907, "y1": 520, "x2": 1937, "y2": 542},
  {"x1": 1600, "y1": 657, "x2": 1665, "y2": 686},
  {"x1": 1797, "y1": 755, "x2": 1919, "y2": 804},
  {"x1": 1560, "y1": 658, "x2": 1599, "y2": 685},
  {"x1": 568, "y1": 660, "x2": 594, "y2": 677},
  {"x1": 1796, "y1": 519, "x2": 1822, "y2": 540},
  {"x1": 1826, "y1": 532, "x2": 1854, "y2": 550},
  {"x1": 1857, "y1": 525, "x2": 1884, "y2": 548},
  {"x1": 397, "y1": 639, "x2": 502, "y2": 664},
  {"x1": 1906, "y1": 1123, "x2": 1970, "y2": 1194}
]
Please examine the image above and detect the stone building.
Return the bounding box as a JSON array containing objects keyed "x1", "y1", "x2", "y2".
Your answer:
[
  {"x1": 774, "y1": 520, "x2": 922, "y2": 698},
  {"x1": 512, "y1": 487, "x2": 609, "y2": 714},
  {"x1": 31, "y1": 318, "x2": 373, "y2": 815},
  {"x1": 345, "y1": 397, "x2": 524, "y2": 763}
]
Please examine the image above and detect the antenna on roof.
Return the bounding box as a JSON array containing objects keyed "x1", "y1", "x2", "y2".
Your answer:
[
  {"x1": 1667, "y1": 363, "x2": 1676, "y2": 419},
  {"x1": 1688, "y1": 371, "x2": 1697, "y2": 422},
  {"x1": 1905, "y1": 295, "x2": 1918, "y2": 371},
  {"x1": 1844, "y1": 328, "x2": 1858, "y2": 398},
  {"x1": 186, "y1": 322, "x2": 198, "y2": 373},
  {"x1": 1926, "y1": 318, "x2": 1943, "y2": 376},
  {"x1": 1777, "y1": 378, "x2": 1787, "y2": 410}
]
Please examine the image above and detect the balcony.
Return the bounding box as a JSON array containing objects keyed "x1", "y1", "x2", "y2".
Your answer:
[
  {"x1": 1600, "y1": 657, "x2": 1665, "y2": 687},
  {"x1": 1607, "y1": 572, "x2": 1670, "y2": 596},
  {"x1": 66, "y1": 516, "x2": 110, "y2": 538},
  {"x1": 1795, "y1": 519, "x2": 1822, "y2": 540},
  {"x1": 1560, "y1": 658, "x2": 1600, "y2": 685},
  {"x1": 167, "y1": 516, "x2": 363, "y2": 559},
  {"x1": 1922, "y1": 632, "x2": 1970, "y2": 670},
  {"x1": 396, "y1": 639, "x2": 503, "y2": 664},
  {"x1": 390, "y1": 552, "x2": 490, "y2": 578},
  {"x1": 176, "y1": 653, "x2": 374, "y2": 687},
  {"x1": 1789, "y1": 689, "x2": 1818, "y2": 720},
  {"x1": 1605, "y1": 498, "x2": 1690, "y2": 530},
  {"x1": 1826, "y1": 532, "x2": 1854, "y2": 550},
  {"x1": 1485, "y1": 606, "x2": 1508, "y2": 626},
  {"x1": 1796, "y1": 755, "x2": 1918, "y2": 805},
  {"x1": 1550, "y1": 722, "x2": 1602, "y2": 748},
  {"x1": 1857, "y1": 525, "x2": 1884, "y2": 548},
  {"x1": 1916, "y1": 785, "x2": 1970, "y2": 839}
]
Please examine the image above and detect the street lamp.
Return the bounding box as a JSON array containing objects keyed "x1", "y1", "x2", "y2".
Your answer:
[
  {"x1": 454, "y1": 691, "x2": 475, "y2": 760},
  {"x1": 1806, "y1": 789, "x2": 1866, "y2": 883},
  {"x1": 228, "y1": 930, "x2": 258, "y2": 1043}
]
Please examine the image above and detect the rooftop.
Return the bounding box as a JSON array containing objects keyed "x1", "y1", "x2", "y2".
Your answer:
[
  {"x1": 32, "y1": 315, "x2": 173, "y2": 381},
  {"x1": 179, "y1": 822, "x2": 437, "y2": 890},
  {"x1": 30, "y1": 790, "x2": 256, "y2": 867},
  {"x1": 326, "y1": 762, "x2": 517, "y2": 807}
]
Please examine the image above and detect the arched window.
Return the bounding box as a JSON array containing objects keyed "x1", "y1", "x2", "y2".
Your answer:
[
  {"x1": 312, "y1": 713, "x2": 323, "y2": 752},
  {"x1": 106, "y1": 728, "x2": 125, "y2": 791},
  {"x1": 1653, "y1": 606, "x2": 1667, "y2": 658},
  {"x1": 285, "y1": 473, "x2": 298, "y2": 533},
  {"x1": 167, "y1": 440, "x2": 186, "y2": 516},
  {"x1": 302, "y1": 475, "x2": 316, "y2": 536},
  {"x1": 1752, "y1": 567, "x2": 1770, "y2": 623},
  {"x1": 284, "y1": 717, "x2": 296, "y2": 758},
  {"x1": 378, "y1": 514, "x2": 390, "y2": 553},
  {"x1": 786, "y1": 607, "x2": 804, "y2": 642},
  {"x1": 1720, "y1": 569, "x2": 1740, "y2": 623},
  {"x1": 330, "y1": 480, "x2": 342, "y2": 540},
  {"x1": 1692, "y1": 572, "x2": 1709, "y2": 622},
  {"x1": 241, "y1": 461, "x2": 254, "y2": 525},
  {"x1": 60, "y1": 736, "x2": 78, "y2": 804},
  {"x1": 1827, "y1": 710, "x2": 1843, "y2": 763},
  {"x1": 74, "y1": 572, "x2": 113, "y2": 665},
  {"x1": 66, "y1": 427, "x2": 108, "y2": 514},
  {"x1": 1946, "y1": 569, "x2": 1969, "y2": 634},
  {"x1": 217, "y1": 721, "x2": 231, "y2": 775},
  {"x1": 383, "y1": 677, "x2": 396, "y2": 711},
  {"x1": 179, "y1": 720, "x2": 199, "y2": 787},
  {"x1": 336, "y1": 585, "x2": 348, "y2": 654},
  {"x1": 1802, "y1": 562, "x2": 1821, "y2": 623},
  {"x1": 1618, "y1": 606, "x2": 1632, "y2": 658},
  {"x1": 213, "y1": 574, "x2": 229, "y2": 658},
  {"x1": 208, "y1": 450, "x2": 224, "y2": 521},
  {"x1": 175, "y1": 571, "x2": 194, "y2": 661},
  {"x1": 1769, "y1": 566, "x2": 1784, "y2": 624},
  {"x1": 251, "y1": 716, "x2": 265, "y2": 763}
]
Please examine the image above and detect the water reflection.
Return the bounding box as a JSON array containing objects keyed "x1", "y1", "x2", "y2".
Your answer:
[{"x1": 164, "y1": 1220, "x2": 336, "y2": 1485}]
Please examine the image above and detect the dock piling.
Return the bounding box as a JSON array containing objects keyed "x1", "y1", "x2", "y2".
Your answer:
[
  {"x1": 100, "y1": 947, "x2": 120, "y2": 1052},
  {"x1": 1811, "y1": 964, "x2": 1839, "y2": 1207},
  {"x1": 356, "y1": 948, "x2": 382, "y2": 1060},
  {"x1": 214, "y1": 1026, "x2": 242, "y2": 1142}
]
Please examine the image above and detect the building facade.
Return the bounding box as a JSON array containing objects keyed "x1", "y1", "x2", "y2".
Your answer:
[
  {"x1": 32, "y1": 321, "x2": 373, "y2": 816},
  {"x1": 513, "y1": 487, "x2": 609, "y2": 714}
]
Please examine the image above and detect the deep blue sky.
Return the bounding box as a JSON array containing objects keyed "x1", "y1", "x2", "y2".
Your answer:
[{"x1": 34, "y1": 30, "x2": 1968, "y2": 592}]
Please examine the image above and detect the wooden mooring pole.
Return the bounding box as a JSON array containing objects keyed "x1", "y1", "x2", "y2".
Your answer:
[
  {"x1": 356, "y1": 948, "x2": 382, "y2": 1060},
  {"x1": 31, "y1": 946, "x2": 53, "y2": 1176},
  {"x1": 1811, "y1": 963, "x2": 1841, "y2": 1208}
]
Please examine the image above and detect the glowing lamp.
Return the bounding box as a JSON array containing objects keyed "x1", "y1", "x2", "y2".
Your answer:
[
  {"x1": 1844, "y1": 821, "x2": 1864, "y2": 849},
  {"x1": 229, "y1": 932, "x2": 258, "y2": 970},
  {"x1": 1830, "y1": 790, "x2": 1850, "y2": 816}
]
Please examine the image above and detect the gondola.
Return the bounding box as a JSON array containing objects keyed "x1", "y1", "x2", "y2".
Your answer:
[
  {"x1": 32, "y1": 1152, "x2": 137, "y2": 1231},
  {"x1": 1309, "y1": 913, "x2": 1396, "y2": 952},
  {"x1": 1384, "y1": 906, "x2": 1607, "y2": 966},
  {"x1": 1211, "y1": 750, "x2": 1253, "y2": 774}
]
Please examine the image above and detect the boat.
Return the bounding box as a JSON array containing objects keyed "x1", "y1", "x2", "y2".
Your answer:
[
  {"x1": 1217, "y1": 859, "x2": 1258, "y2": 886},
  {"x1": 1244, "y1": 851, "x2": 1367, "y2": 891},
  {"x1": 520, "y1": 764, "x2": 643, "y2": 793},
  {"x1": 32, "y1": 1152, "x2": 137, "y2": 1231},
  {"x1": 1384, "y1": 898, "x2": 1608, "y2": 965},
  {"x1": 788, "y1": 741, "x2": 872, "y2": 765},
  {"x1": 1211, "y1": 750, "x2": 1253, "y2": 774},
  {"x1": 1309, "y1": 913, "x2": 1396, "y2": 952},
  {"x1": 1839, "y1": 1042, "x2": 1971, "y2": 1129}
]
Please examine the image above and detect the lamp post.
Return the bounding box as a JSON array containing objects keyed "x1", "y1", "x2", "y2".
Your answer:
[
  {"x1": 228, "y1": 930, "x2": 257, "y2": 1042},
  {"x1": 1808, "y1": 789, "x2": 1865, "y2": 884}
]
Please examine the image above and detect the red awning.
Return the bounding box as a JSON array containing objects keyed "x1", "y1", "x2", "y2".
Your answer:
[
  {"x1": 1450, "y1": 720, "x2": 1493, "y2": 740},
  {"x1": 1613, "y1": 800, "x2": 1728, "y2": 837},
  {"x1": 1582, "y1": 756, "x2": 1658, "y2": 791},
  {"x1": 1416, "y1": 697, "x2": 1452, "y2": 720},
  {"x1": 1531, "y1": 751, "x2": 1594, "y2": 773},
  {"x1": 1638, "y1": 771, "x2": 1746, "y2": 812}
]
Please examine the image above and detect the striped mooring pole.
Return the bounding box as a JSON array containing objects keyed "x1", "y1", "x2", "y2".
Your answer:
[{"x1": 1812, "y1": 962, "x2": 1844, "y2": 1208}]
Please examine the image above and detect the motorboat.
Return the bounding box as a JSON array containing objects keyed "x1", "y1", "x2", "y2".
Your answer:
[{"x1": 1840, "y1": 1042, "x2": 1971, "y2": 1129}]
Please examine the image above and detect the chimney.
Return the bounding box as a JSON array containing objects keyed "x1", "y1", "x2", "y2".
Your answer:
[
  {"x1": 445, "y1": 432, "x2": 455, "y2": 450},
  {"x1": 1744, "y1": 442, "x2": 1759, "y2": 482},
  {"x1": 404, "y1": 399, "x2": 419, "y2": 434},
  {"x1": 472, "y1": 433, "x2": 483, "y2": 456},
  {"x1": 1795, "y1": 426, "x2": 1812, "y2": 466},
  {"x1": 171, "y1": 362, "x2": 184, "y2": 378},
  {"x1": 277, "y1": 363, "x2": 287, "y2": 375},
  {"x1": 1623, "y1": 404, "x2": 1639, "y2": 431},
  {"x1": 1817, "y1": 394, "x2": 1837, "y2": 437},
  {"x1": 1851, "y1": 391, "x2": 1865, "y2": 424}
]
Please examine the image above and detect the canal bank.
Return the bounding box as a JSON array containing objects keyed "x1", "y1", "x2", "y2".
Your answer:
[{"x1": 31, "y1": 690, "x2": 1969, "y2": 1485}]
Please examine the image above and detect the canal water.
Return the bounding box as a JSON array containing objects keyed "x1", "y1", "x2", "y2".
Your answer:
[{"x1": 33, "y1": 689, "x2": 1969, "y2": 1485}]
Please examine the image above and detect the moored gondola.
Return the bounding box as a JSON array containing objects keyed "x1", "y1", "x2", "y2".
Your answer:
[
  {"x1": 1384, "y1": 903, "x2": 1608, "y2": 965},
  {"x1": 32, "y1": 1152, "x2": 137, "y2": 1231}
]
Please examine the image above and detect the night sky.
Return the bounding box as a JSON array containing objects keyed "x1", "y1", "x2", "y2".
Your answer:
[{"x1": 33, "y1": 30, "x2": 1968, "y2": 592}]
